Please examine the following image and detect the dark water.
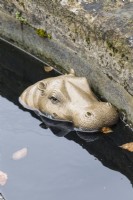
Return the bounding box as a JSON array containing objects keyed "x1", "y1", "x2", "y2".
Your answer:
[
  {"x1": 0, "y1": 96, "x2": 133, "y2": 200},
  {"x1": 0, "y1": 37, "x2": 133, "y2": 199}
]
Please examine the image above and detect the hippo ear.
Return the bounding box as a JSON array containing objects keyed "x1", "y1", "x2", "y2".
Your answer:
[
  {"x1": 37, "y1": 81, "x2": 47, "y2": 91},
  {"x1": 69, "y1": 68, "x2": 75, "y2": 76}
]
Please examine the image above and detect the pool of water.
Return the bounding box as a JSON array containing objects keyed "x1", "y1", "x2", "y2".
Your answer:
[{"x1": 0, "y1": 97, "x2": 133, "y2": 200}]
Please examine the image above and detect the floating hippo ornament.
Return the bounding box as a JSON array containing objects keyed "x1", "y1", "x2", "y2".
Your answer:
[{"x1": 19, "y1": 70, "x2": 119, "y2": 132}]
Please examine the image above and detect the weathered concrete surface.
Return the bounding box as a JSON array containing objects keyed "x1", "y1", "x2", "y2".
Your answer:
[{"x1": 0, "y1": 0, "x2": 133, "y2": 125}]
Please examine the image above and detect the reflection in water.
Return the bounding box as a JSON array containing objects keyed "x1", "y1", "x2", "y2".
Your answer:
[
  {"x1": 0, "y1": 96, "x2": 133, "y2": 200},
  {"x1": 38, "y1": 112, "x2": 133, "y2": 186},
  {"x1": 39, "y1": 114, "x2": 101, "y2": 142},
  {"x1": 39, "y1": 115, "x2": 74, "y2": 137},
  {"x1": 1, "y1": 37, "x2": 133, "y2": 199}
]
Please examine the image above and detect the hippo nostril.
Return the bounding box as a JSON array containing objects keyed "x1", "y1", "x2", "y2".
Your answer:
[
  {"x1": 41, "y1": 91, "x2": 45, "y2": 96},
  {"x1": 85, "y1": 112, "x2": 92, "y2": 117}
]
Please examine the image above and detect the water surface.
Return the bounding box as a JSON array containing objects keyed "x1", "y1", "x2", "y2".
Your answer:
[{"x1": 0, "y1": 96, "x2": 133, "y2": 200}]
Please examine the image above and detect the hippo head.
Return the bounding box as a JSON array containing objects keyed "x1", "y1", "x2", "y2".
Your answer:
[{"x1": 19, "y1": 73, "x2": 118, "y2": 132}]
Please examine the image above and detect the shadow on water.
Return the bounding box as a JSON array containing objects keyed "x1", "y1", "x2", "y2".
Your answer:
[
  {"x1": 1, "y1": 37, "x2": 133, "y2": 188},
  {"x1": 39, "y1": 115, "x2": 133, "y2": 186}
]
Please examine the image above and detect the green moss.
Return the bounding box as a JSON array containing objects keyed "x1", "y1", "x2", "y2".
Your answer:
[
  {"x1": 36, "y1": 29, "x2": 52, "y2": 39},
  {"x1": 86, "y1": 37, "x2": 90, "y2": 45},
  {"x1": 106, "y1": 40, "x2": 118, "y2": 54},
  {"x1": 15, "y1": 11, "x2": 27, "y2": 24}
]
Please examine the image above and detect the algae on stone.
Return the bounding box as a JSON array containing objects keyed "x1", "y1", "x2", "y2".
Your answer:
[
  {"x1": 15, "y1": 11, "x2": 27, "y2": 24},
  {"x1": 36, "y1": 29, "x2": 52, "y2": 39}
]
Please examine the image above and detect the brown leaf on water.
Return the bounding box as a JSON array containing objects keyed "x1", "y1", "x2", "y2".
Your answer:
[
  {"x1": 0, "y1": 171, "x2": 8, "y2": 186},
  {"x1": 120, "y1": 142, "x2": 133, "y2": 152},
  {"x1": 101, "y1": 127, "x2": 113, "y2": 134},
  {"x1": 12, "y1": 148, "x2": 28, "y2": 160},
  {"x1": 44, "y1": 66, "x2": 54, "y2": 72}
]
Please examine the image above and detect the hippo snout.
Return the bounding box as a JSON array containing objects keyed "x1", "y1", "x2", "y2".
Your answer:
[{"x1": 72, "y1": 102, "x2": 119, "y2": 132}]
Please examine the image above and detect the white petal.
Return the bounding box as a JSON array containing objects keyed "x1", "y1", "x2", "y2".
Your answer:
[{"x1": 12, "y1": 148, "x2": 28, "y2": 160}]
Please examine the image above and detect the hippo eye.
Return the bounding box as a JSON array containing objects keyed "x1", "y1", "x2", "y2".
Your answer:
[
  {"x1": 49, "y1": 96, "x2": 59, "y2": 104},
  {"x1": 85, "y1": 112, "x2": 92, "y2": 117}
]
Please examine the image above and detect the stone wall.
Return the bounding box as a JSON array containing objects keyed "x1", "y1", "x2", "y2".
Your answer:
[{"x1": 0, "y1": 0, "x2": 133, "y2": 126}]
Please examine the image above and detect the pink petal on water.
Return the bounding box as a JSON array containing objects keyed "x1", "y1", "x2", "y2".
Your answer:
[
  {"x1": 0, "y1": 171, "x2": 8, "y2": 186},
  {"x1": 12, "y1": 148, "x2": 28, "y2": 160}
]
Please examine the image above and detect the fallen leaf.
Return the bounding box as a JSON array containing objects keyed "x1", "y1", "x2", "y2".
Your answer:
[
  {"x1": 12, "y1": 148, "x2": 28, "y2": 160},
  {"x1": 120, "y1": 142, "x2": 133, "y2": 152},
  {"x1": 44, "y1": 66, "x2": 54, "y2": 72},
  {"x1": 101, "y1": 127, "x2": 113, "y2": 134},
  {"x1": 0, "y1": 171, "x2": 8, "y2": 186}
]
